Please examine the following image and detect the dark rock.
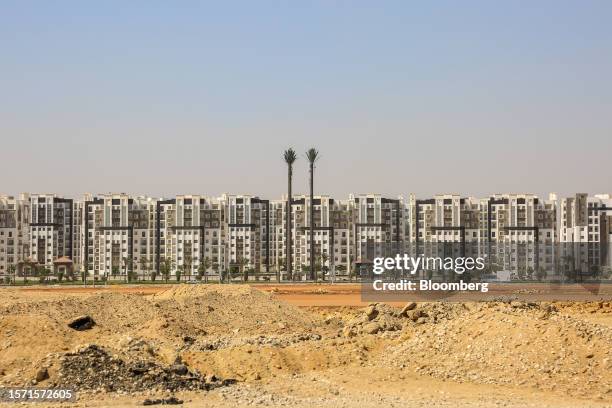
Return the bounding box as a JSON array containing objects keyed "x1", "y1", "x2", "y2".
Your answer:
[
  {"x1": 68, "y1": 315, "x2": 96, "y2": 331},
  {"x1": 143, "y1": 397, "x2": 184, "y2": 405},
  {"x1": 172, "y1": 364, "x2": 189, "y2": 375},
  {"x1": 35, "y1": 368, "x2": 49, "y2": 382}
]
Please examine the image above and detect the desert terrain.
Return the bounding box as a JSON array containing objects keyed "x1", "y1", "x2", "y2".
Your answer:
[{"x1": 0, "y1": 284, "x2": 610, "y2": 407}]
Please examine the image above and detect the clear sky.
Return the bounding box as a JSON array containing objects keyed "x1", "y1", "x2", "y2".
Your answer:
[{"x1": 1, "y1": 1, "x2": 610, "y2": 199}]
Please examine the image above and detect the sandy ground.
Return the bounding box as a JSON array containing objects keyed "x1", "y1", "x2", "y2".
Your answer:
[
  {"x1": 16, "y1": 282, "x2": 612, "y2": 305},
  {"x1": 0, "y1": 284, "x2": 610, "y2": 407}
]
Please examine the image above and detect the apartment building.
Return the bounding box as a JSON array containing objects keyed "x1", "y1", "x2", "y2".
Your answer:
[
  {"x1": 408, "y1": 194, "x2": 485, "y2": 263},
  {"x1": 268, "y1": 199, "x2": 285, "y2": 274},
  {"x1": 79, "y1": 194, "x2": 156, "y2": 278},
  {"x1": 485, "y1": 193, "x2": 557, "y2": 275},
  {"x1": 224, "y1": 194, "x2": 268, "y2": 275},
  {"x1": 287, "y1": 195, "x2": 352, "y2": 278},
  {"x1": 350, "y1": 194, "x2": 404, "y2": 272},
  {"x1": 560, "y1": 193, "x2": 612, "y2": 273},
  {"x1": 160, "y1": 195, "x2": 224, "y2": 279},
  {"x1": 0, "y1": 194, "x2": 30, "y2": 276},
  {"x1": 29, "y1": 194, "x2": 74, "y2": 269}
]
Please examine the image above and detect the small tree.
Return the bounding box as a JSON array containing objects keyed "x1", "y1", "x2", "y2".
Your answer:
[
  {"x1": 237, "y1": 257, "x2": 248, "y2": 282},
  {"x1": 123, "y1": 256, "x2": 133, "y2": 283},
  {"x1": 37, "y1": 266, "x2": 50, "y2": 284},
  {"x1": 160, "y1": 257, "x2": 173, "y2": 283},
  {"x1": 320, "y1": 253, "x2": 329, "y2": 281},
  {"x1": 111, "y1": 265, "x2": 120, "y2": 282},
  {"x1": 149, "y1": 256, "x2": 157, "y2": 282},
  {"x1": 203, "y1": 257, "x2": 211, "y2": 283},
  {"x1": 7, "y1": 264, "x2": 16, "y2": 285},
  {"x1": 176, "y1": 264, "x2": 183, "y2": 282},
  {"x1": 212, "y1": 262, "x2": 219, "y2": 283},
  {"x1": 336, "y1": 264, "x2": 346, "y2": 278},
  {"x1": 300, "y1": 264, "x2": 309, "y2": 281},
  {"x1": 536, "y1": 266, "x2": 547, "y2": 281},
  {"x1": 183, "y1": 255, "x2": 192, "y2": 281},
  {"x1": 139, "y1": 257, "x2": 148, "y2": 282},
  {"x1": 197, "y1": 257, "x2": 211, "y2": 282},
  {"x1": 276, "y1": 257, "x2": 285, "y2": 283}
]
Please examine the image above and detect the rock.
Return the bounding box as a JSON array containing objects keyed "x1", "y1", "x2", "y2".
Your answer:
[
  {"x1": 342, "y1": 326, "x2": 356, "y2": 338},
  {"x1": 68, "y1": 315, "x2": 96, "y2": 331},
  {"x1": 172, "y1": 364, "x2": 189, "y2": 375},
  {"x1": 408, "y1": 310, "x2": 426, "y2": 322},
  {"x1": 362, "y1": 322, "x2": 381, "y2": 335},
  {"x1": 586, "y1": 353, "x2": 594, "y2": 359},
  {"x1": 364, "y1": 305, "x2": 379, "y2": 321},
  {"x1": 35, "y1": 368, "x2": 49, "y2": 382},
  {"x1": 401, "y1": 302, "x2": 417, "y2": 315},
  {"x1": 143, "y1": 396, "x2": 184, "y2": 405}
]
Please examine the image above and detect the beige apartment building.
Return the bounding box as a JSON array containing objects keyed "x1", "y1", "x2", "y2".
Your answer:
[
  {"x1": 0, "y1": 194, "x2": 30, "y2": 278},
  {"x1": 560, "y1": 193, "x2": 612, "y2": 274},
  {"x1": 157, "y1": 195, "x2": 224, "y2": 279}
]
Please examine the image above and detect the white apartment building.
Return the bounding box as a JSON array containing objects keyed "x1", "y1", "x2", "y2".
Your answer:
[
  {"x1": 351, "y1": 194, "x2": 404, "y2": 273},
  {"x1": 409, "y1": 194, "x2": 484, "y2": 263},
  {"x1": 224, "y1": 194, "x2": 269, "y2": 276},
  {"x1": 485, "y1": 193, "x2": 557, "y2": 275},
  {"x1": 80, "y1": 194, "x2": 156, "y2": 278},
  {"x1": 287, "y1": 195, "x2": 351, "y2": 278},
  {"x1": 163, "y1": 195, "x2": 224, "y2": 279},
  {"x1": 0, "y1": 194, "x2": 30, "y2": 277},
  {"x1": 560, "y1": 193, "x2": 612, "y2": 273},
  {"x1": 29, "y1": 194, "x2": 74, "y2": 269}
]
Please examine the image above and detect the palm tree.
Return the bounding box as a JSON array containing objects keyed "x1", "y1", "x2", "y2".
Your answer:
[
  {"x1": 284, "y1": 148, "x2": 297, "y2": 281},
  {"x1": 306, "y1": 148, "x2": 319, "y2": 281}
]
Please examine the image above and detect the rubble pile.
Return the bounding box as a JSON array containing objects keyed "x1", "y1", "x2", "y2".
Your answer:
[
  {"x1": 54, "y1": 344, "x2": 236, "y2": 393},
  {"x1": 341, "y1": 301, "x2": 469, "y2": 337}
]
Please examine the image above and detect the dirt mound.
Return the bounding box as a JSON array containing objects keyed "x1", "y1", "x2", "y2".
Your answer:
[
  {"x1": 147, "y1": 285, "x2": 325, "y2": 338},
  {"x1": 384, "y1": 301, "x2": 612, "y2": 399},
  {"x1": 0, "y1": 286, "x2": 330, "y2": 388}
]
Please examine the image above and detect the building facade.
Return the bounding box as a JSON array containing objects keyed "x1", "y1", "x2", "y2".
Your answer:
[{"x1": 1, "y1": 191, "x2": 610, "y2": 282}]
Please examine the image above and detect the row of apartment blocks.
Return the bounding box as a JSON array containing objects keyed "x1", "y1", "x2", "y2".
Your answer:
[{"x1": 1, "y1": 192, "x2": 611, "y2": 278}]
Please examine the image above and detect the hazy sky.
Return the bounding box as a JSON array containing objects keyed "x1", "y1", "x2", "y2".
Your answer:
[{"x1": 1, "y1": 1, "x2": 611, "y2": 199}]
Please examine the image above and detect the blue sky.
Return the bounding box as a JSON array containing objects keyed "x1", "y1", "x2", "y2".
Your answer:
[{"x1": 1, "y1": 1, "x2": 611, "y2": 198}]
